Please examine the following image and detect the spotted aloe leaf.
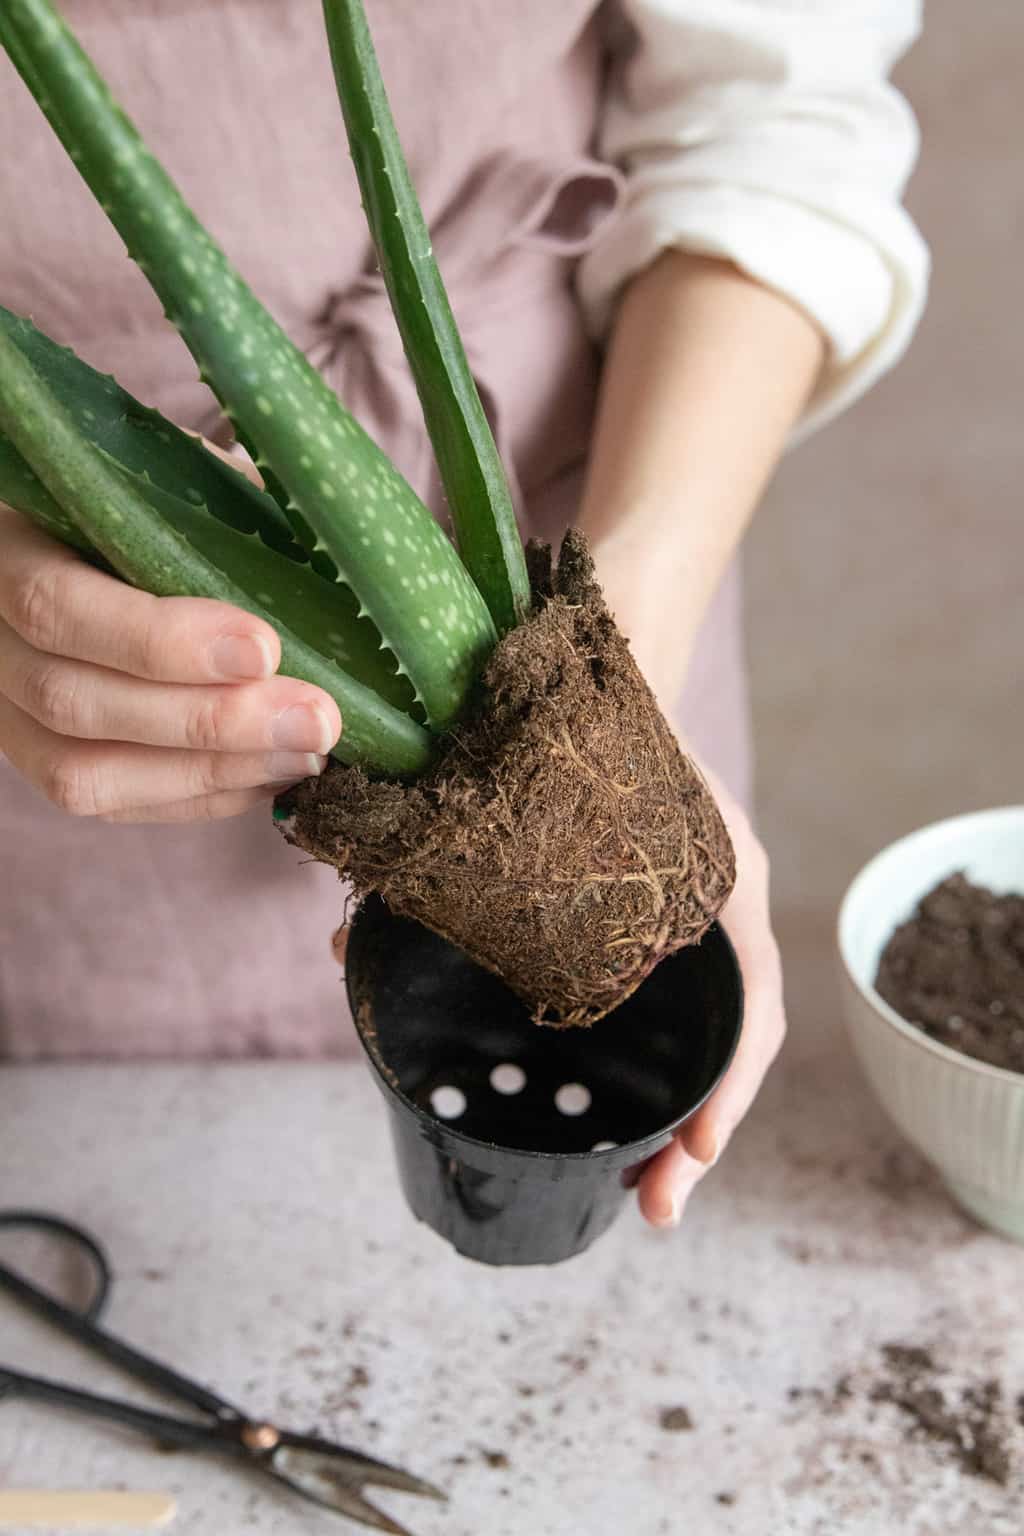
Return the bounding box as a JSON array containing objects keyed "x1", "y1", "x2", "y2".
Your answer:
[
  {"x1": 0, "y1": 0, "x2": 496, "y2": 730},
  {"x1": 123, "y1": 473, "x2": 421, "y2": 719},
  {"x1": 0, "y1": 305, "x2": 303, "y2": 558},
  {"x1": 0, "y1": 308, "x2": 419, "y2": 713},
  {"x1": 0, "y1": 430, "x2": 95, "y2": 556},
  {"x1": 322, "y1": 0, "x2": 531, "y2": 636},
  {"x1": 0, "y1": 324, "x2": 433, "y2": 775}
]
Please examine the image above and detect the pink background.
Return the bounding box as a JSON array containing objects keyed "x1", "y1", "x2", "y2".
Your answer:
[{"x1": 747, "y1": 3, "x2": 1023, "y2": 1055}]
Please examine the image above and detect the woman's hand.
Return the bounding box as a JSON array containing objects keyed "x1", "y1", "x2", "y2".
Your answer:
[
  {"x1": 0, "y1": 507, "x2": 341, "y2": 822},
  {"x1": 636, "y1": 765, "x2": 786, "y2": 1227},
  {"x1": 574, "y1": 252, "x2": 811, "y2": 1228},
  {"x1": 590, "y1": 533, "x2": 787, "y2": 1230},
  {"x1": 593, "y1": 543, "x2": 786, "y2": 1228},
  {"x1": 589, "y1": 511, "x2": 786, "y2": 1228}
]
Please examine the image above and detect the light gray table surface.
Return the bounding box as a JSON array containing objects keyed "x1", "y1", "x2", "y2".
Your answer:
[{"x1": 1, "y1": 1048, "x2": 1021, "y2": 1536}]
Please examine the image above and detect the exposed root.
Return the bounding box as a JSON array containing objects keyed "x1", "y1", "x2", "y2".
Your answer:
[{"x1": 280, "y1": 531, "x2": 735, "y2": 1026}]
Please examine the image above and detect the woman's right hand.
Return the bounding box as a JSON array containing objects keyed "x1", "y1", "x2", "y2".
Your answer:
[{"x1": 0, "y1": 507, "x2": 341, "y2": 823}]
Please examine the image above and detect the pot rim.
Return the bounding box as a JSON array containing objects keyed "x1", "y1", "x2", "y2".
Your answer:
[{"x1": 346, "y1": 912, "x2": 744, "y2": 1169}]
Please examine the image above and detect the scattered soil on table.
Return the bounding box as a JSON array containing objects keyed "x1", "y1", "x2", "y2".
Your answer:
[
  {"x1": 870, "y1": 1344, "x2": 1013, "y2": 1485},
  {"x1": 317, "y1": 1362, "x2": 373, "y2": 1417},
  {"x1": 481, "y1": 1448, "x2": 510, "y2": 1469},
  {"x1": 658, "y1": 1406, "x2": 694, "y2": 1432},
  {"x1": 556, "y1": 1350, "x2": 591, "y2": 1376},
  {"x1": 280, "y1": 531, "x2": 735, "y2": 1026},
  {"x1": 875, "y1": 874, "x2": 1024, "y2": 1070},
  {"x1": 794, "y1": 1342, "x2": 1018, "y2": 1487}
]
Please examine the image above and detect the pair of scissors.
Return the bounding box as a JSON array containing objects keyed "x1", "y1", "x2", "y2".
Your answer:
[{"x1": 0, "y1": 1211, "x2": 445, "y2": 1536}]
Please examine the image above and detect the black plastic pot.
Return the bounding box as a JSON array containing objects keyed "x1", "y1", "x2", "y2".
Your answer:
[{"x1": 345, "y1": 898, "x2": 743, "y2": 1267}]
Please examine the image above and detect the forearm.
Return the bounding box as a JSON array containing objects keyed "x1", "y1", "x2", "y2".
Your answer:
[{"x1": 580, "y1": 251, "x2": 824, "y2": 709}]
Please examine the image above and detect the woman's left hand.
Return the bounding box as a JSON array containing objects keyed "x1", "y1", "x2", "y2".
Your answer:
[{"x1": 635, "y1": 763, "x2": 786, "y2": 1227}]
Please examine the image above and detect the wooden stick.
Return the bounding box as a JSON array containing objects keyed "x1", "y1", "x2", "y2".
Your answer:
[{"x1": 0, "y1": 1490, "x2": 176, "y2": 1528}]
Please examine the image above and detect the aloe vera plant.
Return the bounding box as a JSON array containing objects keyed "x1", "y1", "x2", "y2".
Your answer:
[
  {"x1": 0, "y1": 0, "x2": 530, "y2": 776},
  {"x1": 0, "y1": 0, "x2": 738, "y2": 1027}
]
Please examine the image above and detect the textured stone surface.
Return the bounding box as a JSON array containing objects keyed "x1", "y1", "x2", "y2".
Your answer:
[{"x1": 2, "y1": 1059, "x2": 1023, "y2": 1535}]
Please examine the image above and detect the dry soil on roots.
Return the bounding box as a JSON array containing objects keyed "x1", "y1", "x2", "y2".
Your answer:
[{"x1": 278, "y1": 530, "x2": 735, "y2": 1026}]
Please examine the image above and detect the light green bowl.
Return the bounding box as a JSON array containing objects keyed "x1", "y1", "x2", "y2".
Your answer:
[{"x1": 837, "y1": 805, "x2": 1024, "y2": 1242}]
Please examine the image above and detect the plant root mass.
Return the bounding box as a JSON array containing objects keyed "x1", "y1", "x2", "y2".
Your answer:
[{"x1": 280, "y1": 531, "x2": 735, "y2": 1025}]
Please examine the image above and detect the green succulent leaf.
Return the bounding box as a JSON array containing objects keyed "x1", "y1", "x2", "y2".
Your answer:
[
  {"x1": 0, "y1": 323, "x2": 433, "y2": 776},
  {"x1": 0, "y1": 0, "x2": 496, "y2": 729},
  {"x1": 0, "y1": 304, "x2": 304, "y2": 558},
  {"x1": 0, "y1": 306, "x2": 420, "y2": 710},
  {"x1": 322, "y1": 0, "x2": 531, "y2": 637},
  {"x1": 0, "y1": 432, "x2": 96, "y2": 557},
  {"x1": 111, "y1": 466, "x2": 421, "y2": 718}
]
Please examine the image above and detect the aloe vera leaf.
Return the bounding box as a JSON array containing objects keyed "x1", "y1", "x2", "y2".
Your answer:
[
  {"x1": 322, "y1": 0, "x2": 530, "y2": 636},
  {"x1": 0, "y1": 0, "x2": 496, "y2": 729},
  {"x1": 0, "y1": 306, "x2": 337, "y2": 580},
  {"x1": 0, "y1": 435, "x2": 96, "y2": 556},
  {"x1": 0, "y1": 439, "x2": 419, "y2": 714},
  {"x1": 0, "y1": 315, "x2": 419, "y2": 709},
  {"x1": 0, "y1": 304, "x2": 305, "y2": 557},
  {"x1": 0, "y1": 324, "x2": 433, "y2": 775},
  {"x1": 0, "y1": 432, "x2": 419, "y2": 714},
  {"x1": 112, "y1": 467, "x2": 420, "y2": 717}
]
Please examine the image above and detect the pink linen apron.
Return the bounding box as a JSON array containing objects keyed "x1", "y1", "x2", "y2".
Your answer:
[{"x1": 0, "y1": 0, "x2": 750, "y2": 1058}]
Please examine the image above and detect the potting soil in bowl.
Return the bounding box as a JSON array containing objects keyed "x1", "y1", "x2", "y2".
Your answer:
[{"x1": 875, "y1": 873, "x2": 1024, "y2": 1071}]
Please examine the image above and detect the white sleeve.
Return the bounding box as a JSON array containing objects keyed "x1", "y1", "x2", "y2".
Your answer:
[{"x1": 578, "y1": 0, "x2": 930, "y2": 437}]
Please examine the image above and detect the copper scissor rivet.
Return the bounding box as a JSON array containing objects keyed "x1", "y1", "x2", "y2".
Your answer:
[{"x1": 241, "y1": 1422, "x2": 281, "y2": 1452}]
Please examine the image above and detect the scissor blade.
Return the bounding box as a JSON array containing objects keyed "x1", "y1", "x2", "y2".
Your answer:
[
  {"x1": 271, "y1": 1446, "x2": 440, "y2": 1535},
  {"x1": 275, "y1": 1436, "x2": 446, "y2": 1499},
  {"x1": 346, "y1": 1459, "x2": 446, "y2": 1501}
]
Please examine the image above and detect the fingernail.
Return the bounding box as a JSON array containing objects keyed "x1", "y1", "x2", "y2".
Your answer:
[
  {"x1": 211, "y1": 632, "x2": 275, "y2": 680},
  {"x1": 271, "y1": 702, "x2": 334, "y2": 753},
  {"x1": 700, "y1": 1131, "x2": 722, "y2": 1168},
  {"x1": 264, "y1": 752, "x2": 327, "y2": 786}
]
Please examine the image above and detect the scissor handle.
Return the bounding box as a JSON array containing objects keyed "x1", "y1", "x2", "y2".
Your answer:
[
  {"x1": 0, "y1": 1365, "x2": 231, "y2": 1452},
  {"x1": 0, "y1": 1208, "x2": 242, "y2": 1424},
  {"x1": 0, "y1": 1210, "x2": 111, "y2": 1321}
]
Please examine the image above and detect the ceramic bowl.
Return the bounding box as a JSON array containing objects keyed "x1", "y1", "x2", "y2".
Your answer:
[{"x1": 837, "y1": 805, "x2": 1024, "y2": 1240}]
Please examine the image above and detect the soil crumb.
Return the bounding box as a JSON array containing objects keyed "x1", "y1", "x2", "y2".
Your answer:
[
  {"x1": 658, "y1": 1406, "x2": 694, "y2": 1432},
  {"x1": 280, "y1": 531, "x2": 734, "y2": 1027},
  {"x1": 875, "y1": 873, "x2": 1024, "y2": 1070}
]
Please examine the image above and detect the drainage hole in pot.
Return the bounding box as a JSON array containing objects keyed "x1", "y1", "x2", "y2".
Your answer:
[
  {"x1": 429, "y1": 1085, "x2": 467, "y2": 1120},
  {"x1": 555, "y1": 1082, "x2": 591, "y2": 1116},
  {"x1": 592, "y1": 1140, "x2": 618, "y2": 1151},
  {"x1": 489, "y1": 1063, "x2": 526, "y2": 1096}
]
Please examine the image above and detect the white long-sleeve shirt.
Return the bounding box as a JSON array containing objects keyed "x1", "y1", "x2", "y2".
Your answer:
[{"x1": 580, "y1": 0, "x2": 929, "y2": 436}]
